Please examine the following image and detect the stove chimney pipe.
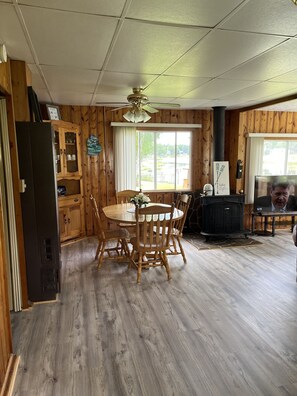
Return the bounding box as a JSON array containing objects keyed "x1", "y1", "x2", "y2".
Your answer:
[{"x1": 212, "y1": 106, "x2": 226, "y2": 162}]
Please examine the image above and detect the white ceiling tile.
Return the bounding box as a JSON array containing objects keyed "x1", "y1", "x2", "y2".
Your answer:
[
  {"x1": 40, "y1": 65, "x2": 100, "y2": 92},
  {"x1": 19, "y1": 0, "x2": 126, "y2": 16},
  {"x1": 34, "y1": 88, "x2": 52, "y2": 103},
  {"x1": 94, "y1": 93, "x2": 130, "y2": 105},
  {"x1": 269, "y1": 69, "x2": 297, "y2": 83},
  {"x1": 20, "y1": 6, "x2": 118, "y2": 68},
  {"x1": 222, "y1": 40, "x2": 297, "y2": 81},
  {"x1": 106, "y1": 20, "x2": 210, "y2": 74},
  {"x1": 168, "y1": 30, "x2": 285, "y2": 77},
  {"x1": 145, "y1": 75, "x2": 211, "y2": 97},
  {"x1": 259, "y1": 99, "x2": 297, "y2": 112},
  {"x1": 127, "y1": 0, "x2": 242, "y2": 27},
  {"x1": 172, "y1": 98, "x2": 213, "y2": 109},
  {"x1": 98, "y1": 72, "x2": 157, "y2": 95},
  {"x1": 51, "y1": 91, "x2": 94, "y2": 105},
  {"x1": 183, "y1": 79, "x2": 259, "y2": 99},
  {"x1": 221, "y1": 81, "x2": 297, "y2": 102},
  {"x1": 0, "y1": 4, "x2": 35, "y2": 63},
  {"x1": 222, "y1": 0, "x2": 297, "y2": 36},
  {"x1": 27, "y1": 64, "x2": 47, "y2": 90}
]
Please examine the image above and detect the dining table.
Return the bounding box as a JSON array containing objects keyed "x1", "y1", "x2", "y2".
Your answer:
[{"x1": 103, "y1": 202, "x2": 184, "y2": 224}]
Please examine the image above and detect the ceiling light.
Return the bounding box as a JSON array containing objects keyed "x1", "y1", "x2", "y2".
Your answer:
[
  {"x1": 0, "y1": 44, "x2": 7, "y2": 63},
  {"x1": 123, "y1": 107, "x2": 151, "y2": 123},
  {"x1": 292, "y1": 0, "x2": 297, "y2": 4}
]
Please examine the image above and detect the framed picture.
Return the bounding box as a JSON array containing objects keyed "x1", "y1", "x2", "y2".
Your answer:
[
  {"x1": 46, "y1": 104, "x2": 61, "y2": 120},
  {"x1": 213, "y1": 161, "x2": 230, "y2": 195}
]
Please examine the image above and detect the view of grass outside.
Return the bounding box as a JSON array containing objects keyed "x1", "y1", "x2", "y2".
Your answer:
[
  {"x1": 136, "y1": 130, "x2": 191, "y2": 191},
  {"x1": 263, "y1": 140, "x2": 297, "y2": 175}
]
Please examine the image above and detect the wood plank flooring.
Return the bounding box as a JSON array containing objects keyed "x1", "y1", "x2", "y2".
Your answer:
[{"x1": 11, "y1": 231, "x2": 297, "y2": 396}]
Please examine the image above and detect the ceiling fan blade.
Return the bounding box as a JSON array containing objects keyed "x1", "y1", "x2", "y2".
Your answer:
[
  {"x1": 109, "y1": 105, "x2": 131, "y2": 112},
  {"x1": 96, "y1": 102, "x2": 127, "y2": 106},
  {"x1": 149, "y1": 102, "x2": 180, "y2": 109},
  {"x1": 142, "y1": 104, "x2": 159, "y2": 113}
]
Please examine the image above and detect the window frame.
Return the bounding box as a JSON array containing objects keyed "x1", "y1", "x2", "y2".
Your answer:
[{"x1": 136, "y1": 128, "x2": 193, "y2": 192}]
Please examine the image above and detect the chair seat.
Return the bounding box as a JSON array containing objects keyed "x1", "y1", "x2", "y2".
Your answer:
[{"x1": 105, "y1": 227, "x2": 129, "y2": 239}]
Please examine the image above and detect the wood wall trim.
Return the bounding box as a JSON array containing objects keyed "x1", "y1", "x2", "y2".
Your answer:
[
  {"x1": 0, "y1": 61, "x2": 11, "y2": 95},
  {"x1": 0, "y1": 354, "x2": 20, "y2": 396},
  {"x1": 10, "y1": 60, "x2": 30, "y2": 122}
]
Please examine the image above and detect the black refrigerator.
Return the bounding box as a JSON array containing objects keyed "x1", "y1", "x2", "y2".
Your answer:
[{"x1": 16, "y1": 122, "x2": 61, "y2": 302}]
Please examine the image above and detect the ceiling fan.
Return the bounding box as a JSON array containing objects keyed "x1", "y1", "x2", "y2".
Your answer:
[{"x1": 97, "y1": 87, "x2": 180, "y2": 123}]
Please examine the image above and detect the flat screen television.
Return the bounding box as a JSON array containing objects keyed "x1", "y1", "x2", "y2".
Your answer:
[{"x1": 254, "y1": 175, "x2": 297, "y2": 213}]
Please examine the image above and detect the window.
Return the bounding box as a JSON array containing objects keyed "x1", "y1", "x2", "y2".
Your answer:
[
  {"x1": 136, "y1": 130, "x2": 191, "y2": 191},
  {"x1": 262, "y1": 140, "x2": 297, "y2": 175}
]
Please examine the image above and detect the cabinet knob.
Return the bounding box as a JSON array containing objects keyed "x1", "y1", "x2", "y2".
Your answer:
[{"x1": 74, "y1": 198, "x2": 79, "y2": 202}]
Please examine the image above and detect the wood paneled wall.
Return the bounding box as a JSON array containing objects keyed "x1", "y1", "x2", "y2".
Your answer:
[
  {"x1": 226, "y1": 109, "x2": 297, "y2": 228},
  {"x1": 59, "y1": 106, "x2": 212, "y2": 235}
]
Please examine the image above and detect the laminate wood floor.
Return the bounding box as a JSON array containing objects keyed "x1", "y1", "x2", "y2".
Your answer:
[{"x1": 11, "y1": 231, "x2": 297, "y2": 396}]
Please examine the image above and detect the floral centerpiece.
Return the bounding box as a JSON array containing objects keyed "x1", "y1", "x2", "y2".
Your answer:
[{"x1": 130, "y1": 192, "x2": 150, "y2": 208}]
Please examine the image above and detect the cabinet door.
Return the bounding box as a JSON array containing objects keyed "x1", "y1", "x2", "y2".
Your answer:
[
  {"x1": 64, "y1": 130, "x2": 80, "y2": 177},
  {"x1": 54, "y1": 125, "x2": 81, "y2": 178},
  {"x1": 54, "y1": 129, "x2": 63, "y2": 177},
  {"x1": 58, "y1": 207, "x2": 68, "y2": 241},
  {"x1": 66, "y1": 204, "x2": 82, "y2": 239}
]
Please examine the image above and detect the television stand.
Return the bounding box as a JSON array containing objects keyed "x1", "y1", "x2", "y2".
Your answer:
[{"x1": 251, "y1": 211, "x2": 296, "y2": 237}]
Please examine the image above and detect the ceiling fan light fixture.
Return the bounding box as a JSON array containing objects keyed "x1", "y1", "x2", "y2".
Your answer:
[{"x1": 123, "y1": 107, "x2": 151, "y2": 123}]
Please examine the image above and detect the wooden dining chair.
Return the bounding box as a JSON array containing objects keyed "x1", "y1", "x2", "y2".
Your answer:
[
  {"x1": 129, "y1": 203, "x2": 175, "y2": 283},
  {"x1": 115, "y1": 189, "x2": 141, "y2": 204},
  {"x1": 90, "y1": 194, "x2": 130, "y2": 269},
  {"x1": 169, "y1": 193, "x2": 192, "y2": 263},
  {"x1": 115, "y1": 189, "x2": 142, "y2": 237}
]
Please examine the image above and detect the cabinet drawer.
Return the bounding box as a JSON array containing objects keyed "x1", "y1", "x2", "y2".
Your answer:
[{"x1": 58, "y1": 195, "x2": 81, "y2": 207}]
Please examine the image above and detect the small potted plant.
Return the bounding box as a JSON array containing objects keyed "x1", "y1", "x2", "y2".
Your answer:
[{"x1": 130, "y1": 192, "x2": 150, "y2": 208}]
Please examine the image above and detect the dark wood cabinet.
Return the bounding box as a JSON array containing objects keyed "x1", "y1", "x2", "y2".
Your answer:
[
  {"x1": 200, "y1": 194, "x2": 248, "y2": 238},
  {"x1": 16, "y1": 122, "x2": 61, "y2": 302}
]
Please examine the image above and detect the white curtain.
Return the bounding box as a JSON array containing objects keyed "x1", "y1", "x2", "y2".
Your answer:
[
  {"x1": 245, "y1": 137, "x2": 264, "y2": 204},
  {"x1": 114, "y1": 126, "x2": 137, "y2": 192}
]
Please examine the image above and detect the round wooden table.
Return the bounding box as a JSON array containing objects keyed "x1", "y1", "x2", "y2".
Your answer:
[{"x1": 103, "y1": 203, "x2": 183, "y2": 224}]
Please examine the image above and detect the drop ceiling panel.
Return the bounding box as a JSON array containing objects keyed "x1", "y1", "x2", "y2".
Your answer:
[
  {"x1": 183, "y1": 78, "x2": 260, "y2": 100},
  {"x1": 34, "y1": 88, "x2": 52, "y2": 103},
  {"x1": 97, "y1": 72, "x2": 157, "y2": 95},
  {"x1": 145, "y1": 75, "x2": 211, "y2": 97},
  {"x1": 222, "y1": 81, "x2": 297, "y2": 102},
  {"x1": 0, "y1": 4, "x2": 35, "y2": 63},
  {"x1": 269, "y1": 69, "x2": 297, "y2": 83},
  {"x1": 127, "y1": 0, "x2": 242, "y2": 27},
  {"x1": 27, "y1": 64, "x2": 47, "y2": 90},
  {"x1": 222, "y1": 0, "x2": 297, "y2": 36},
  {"x1": 40, "y1": 65, "x2": 100, "y2": 92},
  {"x1": 19, "y1": 0, "x2": 126, "y2": 16},
  {"x1": 20, "y1": 6, "x2": 118, "y2": 68},
  {"x1": 51, "y1": 91, "x2": 94, "y2": 105},
  {"x1": 222, "y1": 40, "x2": 297, "y2": 81},
  {"x1": 260, "y1": 99, "x2": 297, "y2": 112},
  {"x1": 106, "y1": 20, "x2": 210, "y2": 74},
  {"x1": 168, "y1": 30, "x2": 285, "y2": 78}
]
